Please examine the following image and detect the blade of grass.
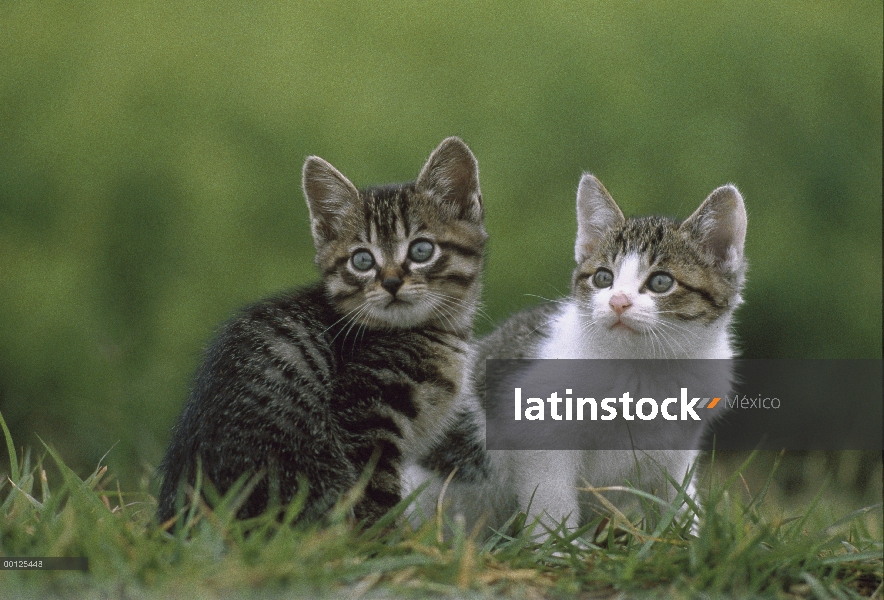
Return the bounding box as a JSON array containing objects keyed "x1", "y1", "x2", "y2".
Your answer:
[
  {"x1": 744, "y1": 450, "x2": 783, "y2": 513},
  {"x1": 819, "y1": 551, "x2": 884, "y2": 565},
  {"x1": 712, "y1": 448, "x2": 763, "y2": 504},
  {"x1": 277, "y1": 475, "x2": 310, "y2": 530},
  {"x1": 39, "y1": 435, "x2": 109, "y2": 513},
  {"x1": 329, "y1": 447, "x2": 381, "y2": 525},
  {"x1": 0, "y1": 409, "x2": 20, "y2": 482},
  {"x1": 361, "y1": 479, "x2": 429, "y2": 539},
  {"x1": 784, "y1": 475, "x2": 831, "y2": 540},
  {"x1": 182, "y1": 456, "x2": 205, "y2": 533},
  {"x1": 6, "y1": 477, "x2": 43, "y2": 509}
]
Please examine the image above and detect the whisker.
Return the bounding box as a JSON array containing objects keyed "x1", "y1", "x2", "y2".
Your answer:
[
  {"x1": 648, "y1": 327, "x2": 665, "y2": 358},
  {"x1": 431, "y1": 302, "x2": 460, "y2": 334},
  {"x1": 542, "y1": 284, "x2": 570, "y2": 298},
  {"x1": 424, "y1": 291, "x2": 494, "y2": 325},
  {"x1": 434, "y1": 296, "x2": 473, "y2": 333},
  {"x1": 639, "y1": 320, "x2": 688, "y2": 357},
  {"x1": 524, "y1": 294, "x2": 571, "y2": 307},
  {"x1": 652, "y1": 321, "x2": 691, "y2": 356},
  {"x1": 351, "y1": 317, "x2": 371, "y2": 357},
  {"x1": 332, "y1": 304, "x2": 371, "y2": 349},
  {"x1": 321, "y1": 303, "x2": 369, "y2": 337}
]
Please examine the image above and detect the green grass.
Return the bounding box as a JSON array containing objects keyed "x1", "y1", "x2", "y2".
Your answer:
[{"x1": 1, "y1": 411, "x2": 881, "y2": 599}]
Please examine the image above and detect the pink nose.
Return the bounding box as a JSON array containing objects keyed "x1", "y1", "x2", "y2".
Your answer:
[{"x1": 609, "y1": 293, "x2": 631, "y2": 316}]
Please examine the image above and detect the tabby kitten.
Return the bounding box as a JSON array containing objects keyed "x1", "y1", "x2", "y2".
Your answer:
[
  {"x1": 157, "y1": 137, "x2": 487, "y2": 526},
  {"x1": 406, "y1": 173, "x2": 747, "y2": 536}
]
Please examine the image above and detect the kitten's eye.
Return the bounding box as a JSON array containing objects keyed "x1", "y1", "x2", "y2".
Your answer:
[
  {"x1": 647, "y1": 272, "x2": 674, "y2": 293},
  {"x1": 408, "y1": 240, "x2": 434, "y2": 262},
  {"x1": 351, "y1": 250, "x2": 375, "y2": 271},
  {"x1": 592, "y1": 269, "x2": 613, "y2": 288}
]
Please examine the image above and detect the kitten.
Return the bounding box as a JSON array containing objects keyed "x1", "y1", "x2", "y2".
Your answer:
[
  {"x1": 405, "y1": 173, "x2": 746, "y2": 537},
  {"x1": 157, "y1": 137, "x2": 487, "y2": 526}
]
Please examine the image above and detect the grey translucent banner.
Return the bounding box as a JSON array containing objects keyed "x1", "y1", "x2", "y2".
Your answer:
[{"x1": 484, "y1": 359, "x2": 882, "y2": 451}]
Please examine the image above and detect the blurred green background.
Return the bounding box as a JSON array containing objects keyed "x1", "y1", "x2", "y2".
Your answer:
[{"x1": 1, "y1": 1, "x2": 881, "y2": 486}]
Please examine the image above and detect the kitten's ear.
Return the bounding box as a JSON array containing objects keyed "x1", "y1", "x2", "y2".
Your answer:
[
  {"x1": 575, "y1": 173, "x2": 624, "y2": 263},
  {"x1": 681, "y1": 184, "x2": 747, "y2": 273},
  {"x1": 415, "y1": 137, "x2": 483, "y2": 224},
  {"x1": 302, "y1": 156, "x2": 360, "y2": 248}
]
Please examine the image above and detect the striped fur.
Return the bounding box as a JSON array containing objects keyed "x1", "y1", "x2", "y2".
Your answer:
[{"x1": 157, "y1": 137, "x2": 486, "y2": 525}]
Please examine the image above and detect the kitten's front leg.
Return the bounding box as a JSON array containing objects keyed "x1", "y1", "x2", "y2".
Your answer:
[{"x1": 515, "y1": 450, "x2": 581, "y2": 541}]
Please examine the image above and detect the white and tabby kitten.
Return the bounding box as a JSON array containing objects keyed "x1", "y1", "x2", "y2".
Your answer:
[
  {"x1": 406, "y1": 173, "x2": 747, "y2": 537},
  {"x1": 158, "y1": 137, "x2": 487, "y2": 526}
]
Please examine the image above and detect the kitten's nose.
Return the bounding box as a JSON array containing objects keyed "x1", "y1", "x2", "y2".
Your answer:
[
  {"x1": 382, "y1": 277, "x2": 403, "y2": 295},
  {"x1": 609, "y1": 293, "x2": 631, "y2": 316}
]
